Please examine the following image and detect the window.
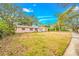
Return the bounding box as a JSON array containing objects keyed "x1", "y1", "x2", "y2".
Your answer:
[
  {"x1": 22, "y1": 28, "x2": 25, "y2": 30},
  {"x1": 30, "y1": 28, "x2": 33, "y2": 31},
  {"x1": 35, "y1": 28, "x2": 38, "y2": 32}
]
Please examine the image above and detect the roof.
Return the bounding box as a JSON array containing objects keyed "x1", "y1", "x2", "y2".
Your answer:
[
  {"x1": 16, "y1": 25, "x2": 39, "y2": 28},
  {"x1": 16, "y1": 25, "x2": 32, "y2": 28}
]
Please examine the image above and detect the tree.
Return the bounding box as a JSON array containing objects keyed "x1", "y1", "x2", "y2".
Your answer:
[
  {"x1": 0, "y1": 3, "x2": 39, "y2": 38},
  {"x1": 58, "y1": 4, "x2": 79, "y2": 32}
]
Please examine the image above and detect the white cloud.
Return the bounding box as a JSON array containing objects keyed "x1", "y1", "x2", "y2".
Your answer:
[
  {"x1": 37, "y1": 16, "x2": 53, "y2": 19},
  {"x1": 39, "y1": 19, "x2": 48, "y2": 22},
  {"x1": 23, "y1": 8, "x2": 33, "y2": 12},
  {"x1": 39, "y1": 17, "x2": 57, "y2": 22}
]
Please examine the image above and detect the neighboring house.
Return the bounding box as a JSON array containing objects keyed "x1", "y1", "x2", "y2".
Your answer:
[
  {"x1": 15, "y1": 25, "x2": 48, "y2": 33},
  {"x1": 39, "y1": 26, "x2": 48, "y2": 32}
]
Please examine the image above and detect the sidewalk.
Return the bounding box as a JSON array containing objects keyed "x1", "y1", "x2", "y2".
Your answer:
[{"x1": 64, "y1": 32, "x2": 79, "y2": 56}]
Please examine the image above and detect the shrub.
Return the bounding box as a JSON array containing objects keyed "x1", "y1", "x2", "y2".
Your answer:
[
  {"x1": 48, "y1": 26, "x2": 69, "y2": 31},
  {"x1": 0, "y1": 20, "x2": 15, "y2": 38}
]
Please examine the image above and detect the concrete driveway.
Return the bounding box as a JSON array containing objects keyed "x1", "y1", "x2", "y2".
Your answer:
[{"x1": 64, "y1": 32, "x2": 79, "y2": 56}]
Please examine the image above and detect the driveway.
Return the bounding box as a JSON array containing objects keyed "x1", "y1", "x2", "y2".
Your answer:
[{"x1": 64, "y1": 32, "x2": 79, "y2": 56}]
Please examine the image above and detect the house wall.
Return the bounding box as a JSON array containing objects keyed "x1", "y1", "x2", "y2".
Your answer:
[
  {"x1": 15, "y1": 27, "x2": 48, "y2": 33},
  {"x1": 38, "y1": 27, "x2": 48, "y2": 32},
  {"x1": 15, "y1": 27, "x2": 34, "y2": 33}
]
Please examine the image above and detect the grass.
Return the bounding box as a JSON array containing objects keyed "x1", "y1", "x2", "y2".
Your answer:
[{"x1": 0, "y1": 32, "x2": 71, "y2": 56}]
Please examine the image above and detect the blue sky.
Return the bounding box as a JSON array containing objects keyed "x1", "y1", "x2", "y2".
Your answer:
[{"x1": 15, "y1": 3, "x2": 76, "y2": 25}]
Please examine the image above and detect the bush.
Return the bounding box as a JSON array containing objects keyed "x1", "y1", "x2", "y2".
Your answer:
[
  {"x1": 0, "y1": 20, "x2": 15, "y2": 38},
  {"x1": 48, "y1": 26, "x2": 69, "y2": 31}
]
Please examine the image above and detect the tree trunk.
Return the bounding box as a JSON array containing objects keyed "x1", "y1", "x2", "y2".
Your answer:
[{"x1": 58, "y1": 22, "x2": 61, "y2": 31}]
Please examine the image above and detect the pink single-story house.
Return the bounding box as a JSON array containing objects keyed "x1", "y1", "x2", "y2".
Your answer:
[{"x1": 15, "y1": 25, "x2": 48, "y2": 33}]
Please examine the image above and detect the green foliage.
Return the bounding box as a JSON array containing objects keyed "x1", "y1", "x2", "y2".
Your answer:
[
  {"x1": 48, "y1": 25, "x2": 69, "y2": 31},
  {"x1": 48, "y1": 27, "x2": 55, "y2": 31},
  {"x1": 17, "y1": 15, "x2": 39, "y2": 26},
  {"x1": 0, "y1": 20, "x2": 15, "y2": 38},
  {"x1": 0, "y1": 4, "x2": 39, "y2": 38},
  {"x1": 57, "y1": 5, "x2": 79, "y2": 32}
]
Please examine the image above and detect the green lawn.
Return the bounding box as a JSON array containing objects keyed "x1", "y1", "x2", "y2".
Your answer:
[{"x1": 0, "y1": 32, "x2": 71, "y2": 56}]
